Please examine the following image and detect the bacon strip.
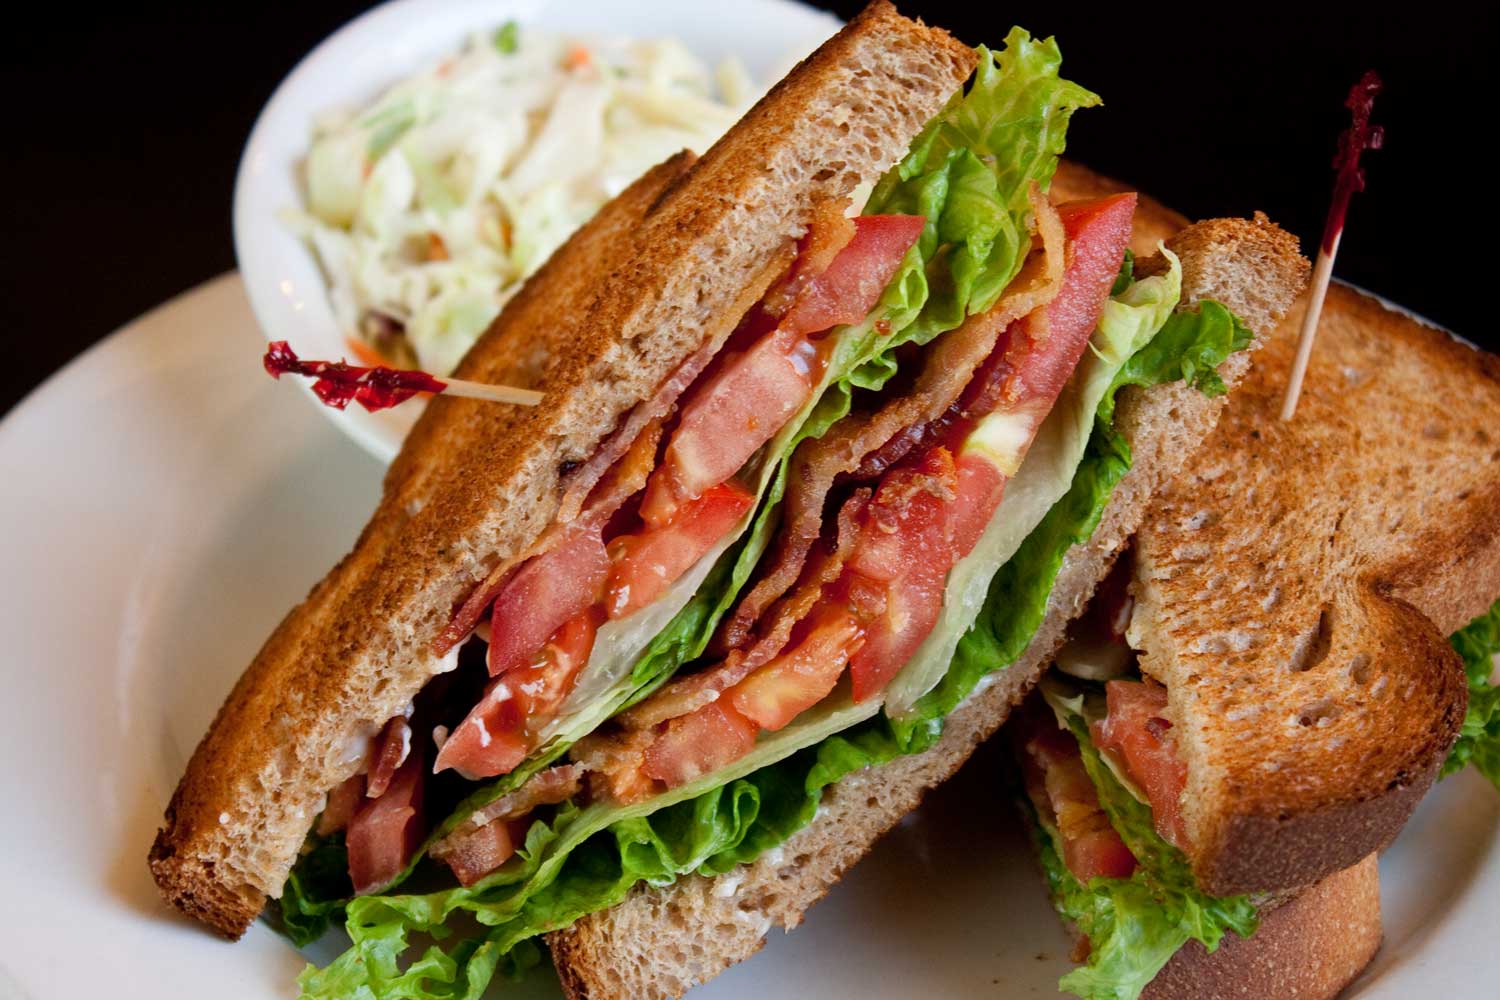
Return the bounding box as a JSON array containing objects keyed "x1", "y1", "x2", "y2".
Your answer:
[
  {"x1": 617, "y1": 489, "x2": 872, "y2": 731},
  {"x1": 719, "y1": 188, "x2": 1065, "y2": 650},
  {"x1": 434, "y1": 764, "x2": 584, "y2": 846},
  {"x1": 434, "y1": 419, "x2": 664, "y2": 655}
]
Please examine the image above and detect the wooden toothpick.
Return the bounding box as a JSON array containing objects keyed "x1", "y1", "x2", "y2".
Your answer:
[
  {"x1": 1280, "y1": 70, "x2": 1384, "y2": 422},
  {"x1": 263, "y1": 340, "x2": 543, "y2": 413}
]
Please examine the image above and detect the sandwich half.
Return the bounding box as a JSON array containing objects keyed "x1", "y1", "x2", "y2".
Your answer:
[
  {"x1": 149, "y1": 5, "x2": 1307, "y2": 998},
  {"x1": 1009, "y1": 280, "x2": 1500, "y2": 999}
]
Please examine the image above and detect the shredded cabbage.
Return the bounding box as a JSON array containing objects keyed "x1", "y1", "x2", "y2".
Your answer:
[{"x1": 286, "y1": 24, "x2": 756, "y2": 374}]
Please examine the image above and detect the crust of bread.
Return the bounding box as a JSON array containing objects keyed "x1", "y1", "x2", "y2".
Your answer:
[
  {"x1": 1130, "y1": 282, "x2": 1500, "y2": 897},
  {"x1": 149, "y1": 0, "x2": 976, "y2": 938},
  {"x1": 546, "y1": 215, "x2": 1309, "y2": 999},
  {"x1": 1142, "y1": 854, "x2": 1381, "y2": 1000}
]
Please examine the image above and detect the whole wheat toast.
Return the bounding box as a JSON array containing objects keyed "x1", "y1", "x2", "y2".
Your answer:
[
  {"x1": 547, "y1": 214, "x2": 1310, "y2": 1000},
  {"x1": 148, "y1": 0, "x2": 976, "y2": 938},
  {"x1": 1127, "y1": 282, "x2": 1500, "y2": 897},
  {"x1": 1140, "y1": 853, "x2": 1381, "y2": 1000}
]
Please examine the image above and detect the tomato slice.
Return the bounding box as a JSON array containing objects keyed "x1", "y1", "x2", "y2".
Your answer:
[
  {"x1": 777, "y1": 214, "x2": 926, "y2": 336},
  {"x1": 844, "y1": 447, "x2": 958, "y2": 702},
  {"x1": 727, "y1": 605, "x2": 863, "y2": 730},
  {"x1": 435, "y1": 609, "x2": 601, "y2": 779},
  {"x1": 1015, "y1": 705, "x2": 1137, "y2": 882},
  {"x1": 642, "y1": 701, "x2": 760, "y2": 789},
  {"x1": 1090, "y1": 678, "x2": 1189, "y2": 849},
  {"x1": 605, "y1": 481, "x2": 754, "y2": 619},
  {"x1": 345, "y1": 752, "x2": 426, "y2": 895},
  {"x1": 640, "y1": 214, "x2": 924, "y2": 526},
  {"x1": 486, "y1": 525, "x2": 609, "y2": 676}
]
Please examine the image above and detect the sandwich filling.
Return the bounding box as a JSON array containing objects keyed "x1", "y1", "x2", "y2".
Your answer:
[
  {"x1": 282, "y1": 31, "x2": 1261, "y2": 1000},
  {"x1": 1014, "y1": 552, "x2": 1260, "y2": 1000}
]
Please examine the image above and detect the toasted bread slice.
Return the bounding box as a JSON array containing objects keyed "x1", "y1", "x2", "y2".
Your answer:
[
  {"x1": 1129, "y1": 283, "x2": 1500, "y2": 898},
  {"x1": 148, "y1": 0, "x2": 976, "y2": 938},
  {"x1": 1140, "y1": 854, "x2": 1382, "y2": 1000},
  {"x1": 546, "y1": 214, "x2": 1309, "y2": 1000}
]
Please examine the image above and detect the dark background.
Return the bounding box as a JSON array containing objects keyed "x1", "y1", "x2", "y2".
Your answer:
[{"x1": 3, "y1": 1, "x2": 1492, "y2": 416}]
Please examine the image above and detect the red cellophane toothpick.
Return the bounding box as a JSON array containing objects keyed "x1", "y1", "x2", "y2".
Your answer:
[
  {"x1": 263, "y1": 341, "x2": 543, "y2": 412},
  {"x1": 1280, "y1": 70, "x2": 1384, "y2": 421}
]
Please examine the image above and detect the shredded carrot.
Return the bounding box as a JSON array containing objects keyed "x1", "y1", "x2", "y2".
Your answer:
[
  {"x1": 345, "y1": 336, "x2": 391, "y2": 368},
  {"x1": 427, "y1": 232, "x2": 450, "y2": 261},
  {"x1": 565, "y1": 44, "x2": 592, "y2": 70}
]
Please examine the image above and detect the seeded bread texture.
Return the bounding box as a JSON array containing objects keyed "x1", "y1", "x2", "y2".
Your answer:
[
  {"x1": 547, "y1": 215, "x2": 1309, "y2": 999},
  {"x1": 1129, "y1": 282, "x2": 1500, "y2": 898},
  {"x1": 148, "y1": 0, "x2": 976, "y2": 938}
]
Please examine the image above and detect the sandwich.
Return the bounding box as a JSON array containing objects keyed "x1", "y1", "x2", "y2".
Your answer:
[
  {"x1": 1006, "y1": 278, "x2": 1500, "y2": 1000},
  {"x1": 147, "y1": 5, "x2": 1308, "y2": 998}
]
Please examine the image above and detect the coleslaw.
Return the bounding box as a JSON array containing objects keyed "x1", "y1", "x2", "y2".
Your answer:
[{"x1": 285, "y1": 22, "x2": 757, "y2": 374}]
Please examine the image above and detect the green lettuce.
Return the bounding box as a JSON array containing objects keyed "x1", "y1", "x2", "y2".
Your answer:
[
  {"x1": 1029, "y1": 709, "x2": 1256, "y2": 1000},
  {"x1": 865, "y1": 29, "x2": 1100, "y2": 347},
  {"x1": 299, "y1": 704, "x2": 904, "y2": 1000},
  {"x1": 1442, "y1": 598, "x2": 1500, "y2": 786}
]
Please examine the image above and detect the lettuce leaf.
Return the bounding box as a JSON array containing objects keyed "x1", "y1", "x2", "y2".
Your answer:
[
  {"x1": 1030, "y1": 806, "x2": 1193, "y2": 1000},
  {"x1": 1442, "y1": 598, "x2": 1500, "y2": 786},
  {"x1": 299, "y1": 711, "x2": 908, "y2": 1000},
  {"x1": 1031, "y1": 711, "x2": 1256, "y2": 1000},
  {"x1": 866, "y1": 29, "x2": 1100, "y2": 346}
]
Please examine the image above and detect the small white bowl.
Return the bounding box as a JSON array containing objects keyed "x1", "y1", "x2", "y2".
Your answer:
[{"x1": 234, "y1": 0, "x2": 840, "y2": 464}]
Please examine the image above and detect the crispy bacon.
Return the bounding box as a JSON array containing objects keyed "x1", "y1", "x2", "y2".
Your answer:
[
  {"x1": 316, "y1": 774, "x2": 365, "y2": 837},
  {"x1": 1012, "y1": 701, "x2": 1138, "y2": 883},
  {"x1": 571, "y1": 727, "x2": 657, "y2": 804},
  {"x1": 616, "y1": 490, "x2": 871, "y2": 731},
  {"x1": 433, "y1": 419, "x2": 663, "y2": 657},
  {"x1": 554, "y1": 346, "x2": 713, "y2": 526},
  {"x1": 719, "y1": 189, "x2": 1065, "y2": 649},
  {"x1": 429, "y1": 816, "x2": 522, "y2": 887},
  {"x1": 364, "y1": 716, "x2": 412, "y2": 798},
  {"x1": 432, "y1": 763, "x2": 583, "y2": 853}
]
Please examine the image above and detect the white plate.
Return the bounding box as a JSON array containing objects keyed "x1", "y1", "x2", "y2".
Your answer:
[
  {"x1": 233, "y1": 0, "x2": 840, "y2": 465},
  {"x1": 1, "y1": 274, "x2": 1495, "y2": 998}
]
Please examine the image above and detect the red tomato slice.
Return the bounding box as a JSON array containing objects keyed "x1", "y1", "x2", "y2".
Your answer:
[
  {"x1": 1017, "y1": 709, "x2": 1138, "y2": 882},
  {"x1": 843, "y1": 447, "x2": 958, "y2": 702},
  {"x1": 1091, "y1": 678, "x2": 1189, "y2": 849},
  {"x1": 778, "y1": 214, "x2": 926, "y2": 336},
  {"x1": 728, "y1": 605, "x2": 862, "y2": 730},
  {"x1": 487, "y1": 525, "x2": 608, "y2": 677},
  {"x1": 642, "y1": 700, "x2": 760, "y2": 789},
  {"x1": 645, "y1": 329, "x2": 818, "y2": 520},
  {"x1": 841, "y1": 193, "x2": 1137, "y2": 701},
  {"x1": 640, "y1": 214, "x2": 924, "y2": 526},
  {"x1": 947, "y1": 448, "x2": 1007, "y2": 558},
  {"x1": 436, "y1": 610, "x2": 601, "y2": 779},
  {"x1": 346, "y1": 752, "x2": 426, "y2": 895},
  {"x1": 605, "y1": 481, "x2": 754, "y2": 619}
]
